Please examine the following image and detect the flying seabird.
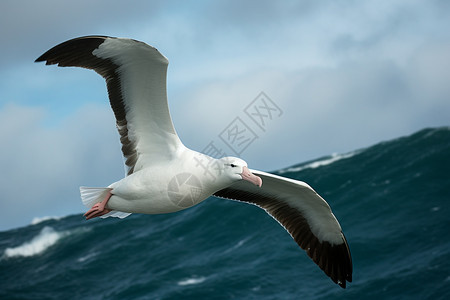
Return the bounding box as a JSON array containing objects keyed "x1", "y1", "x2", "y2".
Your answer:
[{"x1": 35, "y1": 36, "x2": 352, "y2": 288}]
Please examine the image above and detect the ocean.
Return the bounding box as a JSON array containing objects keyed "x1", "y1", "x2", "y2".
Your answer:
[{"x1": 1, "y1": 127, "x2": 449, "y2": 299}]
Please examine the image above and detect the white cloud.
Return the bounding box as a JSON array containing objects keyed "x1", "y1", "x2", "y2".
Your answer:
[
  {"x1": 0, "y1": 103, "x2": 123, "y2": 230},
  {"x1": 173, "y1": 44, "x2": 450, "y2": 170}
]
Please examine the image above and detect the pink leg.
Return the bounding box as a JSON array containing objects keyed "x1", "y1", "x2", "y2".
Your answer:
[{"x1": 84, "y1": 191, "x2": 113, "y2": 220}]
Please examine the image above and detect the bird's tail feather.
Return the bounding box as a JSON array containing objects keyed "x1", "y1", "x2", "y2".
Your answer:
[{"x1": 79, "y1": 187, "x2": 131, "y2": 219}]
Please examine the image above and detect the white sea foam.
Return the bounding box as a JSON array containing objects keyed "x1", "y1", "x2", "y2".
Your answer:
[
  {"x1": 3, "y1": 226, "x2": 64, "y2": 258},
  {"x1": 279, "y1": 151, "x2": 360, "y2": 174},
  {"x1": 177, "y1": 276, "x2": 206, "y2": 286},
  {"x1": 31, "y1": 216, "x2": 62, "y2": 225},
  {"x1": 77, "y1": 251, "x2": 98, "y2": 263},
  {"x1": 223, "y1": 238, "x2": 249, "y2": 254}
]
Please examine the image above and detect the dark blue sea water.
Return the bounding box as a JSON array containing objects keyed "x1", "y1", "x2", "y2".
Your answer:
[{"x1": 1, "y1": 127, "x2": 449, "y2": 299}]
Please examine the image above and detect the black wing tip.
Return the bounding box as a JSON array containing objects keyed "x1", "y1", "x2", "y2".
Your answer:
[
  {"x1": 34, "y1": 35, "x2": 112, "y2": 64},
  {"x1": 34, "y1": 56, "x2": 45, "y2": 63},
  {"x1": 332, "y1": 239, "x2": 353, "y2": 289},
  {"x1": 304, "y1": 235, "x2": 352, "y2": 289}
]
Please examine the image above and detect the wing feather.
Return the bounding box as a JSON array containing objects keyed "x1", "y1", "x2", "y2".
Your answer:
[
  {"x1": 36, "y1": 36, "x2": 183, "y2": 175},
  {"x1": 214, "y1": 170, "x2": 352, "y2": 288}
]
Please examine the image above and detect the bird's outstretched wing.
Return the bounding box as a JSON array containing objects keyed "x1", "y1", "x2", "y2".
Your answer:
[
  {"x1": 214, "y1": 169, "x2": 352, "y2": 288},
  {"x1": 36, "y1": 36, "x2": 183, "y2": 175}
]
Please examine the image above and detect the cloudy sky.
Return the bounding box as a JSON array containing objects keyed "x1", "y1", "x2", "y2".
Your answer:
[{"x1": 1, "y1": 0, "x2": 449, "y2": 230}]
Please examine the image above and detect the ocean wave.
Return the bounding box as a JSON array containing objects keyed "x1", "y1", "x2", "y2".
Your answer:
[
  {"x1": 279, "y1": 151, "x2": 360, "y2": 174},
  {"x1": 177, "y1": 276, "x2": 207, "y2": 286},
  {"x1": 31, "y1": 216, "x2": 62, "y2": 225},
  {"x1": 1, "y1": 127, "x2": 449, "y2": 299},
  {"x1": 3, "y1": 226, "x2": 66, "y2": 258}
]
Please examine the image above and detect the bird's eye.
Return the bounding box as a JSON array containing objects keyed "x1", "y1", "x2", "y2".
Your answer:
[{"x1": 225, "y1": 163, "x2": 238, "y2": 168}]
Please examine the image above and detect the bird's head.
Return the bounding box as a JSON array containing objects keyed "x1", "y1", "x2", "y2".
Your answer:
[{"x1": 219, "y1": 157, "x2": 262, "y2": 187}]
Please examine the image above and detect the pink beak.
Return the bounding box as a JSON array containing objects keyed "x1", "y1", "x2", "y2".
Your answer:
[{"x1": 241, "y1": 166, "x2": 263, "y2": 187}]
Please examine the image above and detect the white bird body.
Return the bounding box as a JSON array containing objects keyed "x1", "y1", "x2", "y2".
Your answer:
[
  {"x1": 104, "y1": 150, "x2": 235, "y2": 215},
  {"x1": 36, "y1": 36, "x2": 352, "y2": 288}
]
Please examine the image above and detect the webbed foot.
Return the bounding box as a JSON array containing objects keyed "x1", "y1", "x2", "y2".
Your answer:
[{"x1": 84, "y1": 191, "x2": 112, "y2": 220}]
